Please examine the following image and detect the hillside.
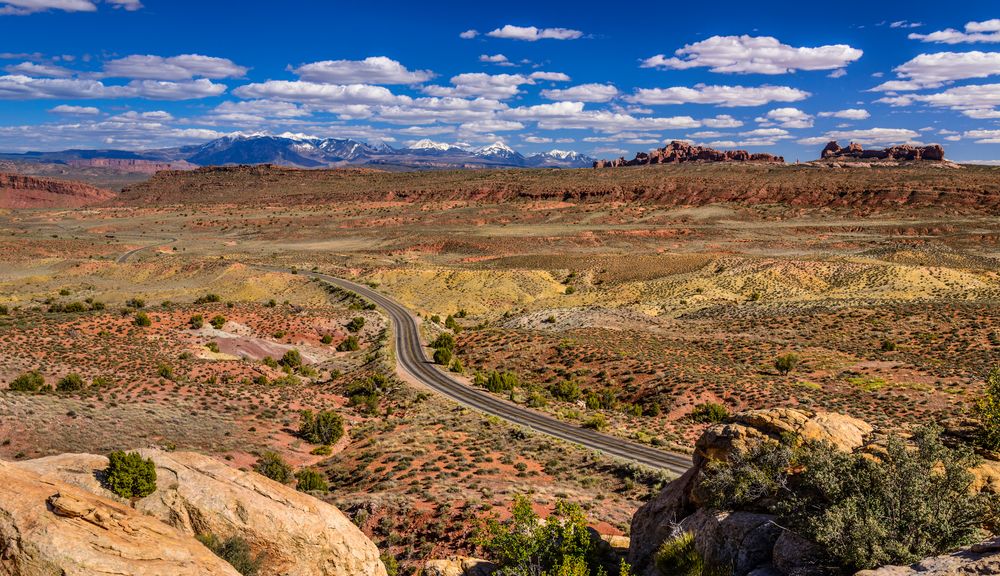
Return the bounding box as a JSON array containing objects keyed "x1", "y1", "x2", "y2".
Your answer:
[
  {"x1": 0, "y1": 172, "x2": 115, "y2": 209},
  {"x1": 115, "y1": 162, "x2": 1000, "y2": 213}
]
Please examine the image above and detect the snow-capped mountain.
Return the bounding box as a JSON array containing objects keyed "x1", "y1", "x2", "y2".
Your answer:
[
  {"x1": 474, "y1": 141, "x2": 524, "y2": 163},
  {"x1": 3, "y1": 133, "x2": 596, "y2": 170}
]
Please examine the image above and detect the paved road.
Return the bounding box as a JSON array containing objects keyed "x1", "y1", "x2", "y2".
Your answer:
[
  {"x1": 118, "y1": 241, "x2": 692, "y2": 473},
  {"x1": 114, "y1": 237, "x2": 176, "y2": 264}
]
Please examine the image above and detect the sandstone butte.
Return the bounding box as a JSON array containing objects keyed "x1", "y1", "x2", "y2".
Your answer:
[
  {"x1": 0, "y1": 172, "x2": 114, "y2": 209},
  {"x1": 820, "y1": 141, "x2": 945, "y2": 162},
  {"x1": 593, "y1": 141, "x2": 785, "y2": 168},
  {"x1": 3, "y1": 449, "x2": 388, "y2": 576}
]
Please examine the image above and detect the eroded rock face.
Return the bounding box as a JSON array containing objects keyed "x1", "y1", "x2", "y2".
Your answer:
[
  {"x1": 423, "y1": 556, "x2": 497, "y2": 576},
  {"x1": 15, "y1": 450, "x2": 388, "y2": 576},
  {"x1": 0, "y1": 460, "x2": 240, "y2": 576},
  {"x1": 819, "y1": 141, "x2": 945, "y2": 162},
  {"x1": 594, "y1": 141, "x2": 784, "y2": 168},
  {"x1": 629, "y1": 409, "x2": 872, "y2": 576},
  {"x1": 853, "y1": 538, "x2": 1000, "y2": 576},
  {"x1": 0, "y1": 172, "x2": 114, "y2": 209}
]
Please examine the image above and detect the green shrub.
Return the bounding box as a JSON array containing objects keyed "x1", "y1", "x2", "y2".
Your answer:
[
  {"x1": 104, "y1": 451, "x2": 156, "y2": 499},
  {"x1": 336, "y1": 336, "x2": 359, "y2": 352},
  {"x1": 197, "y1": 533, "x2": 262, "y2": 576},
  {"x1": 320, "y1": 334, "x2": 333, "y2": 344},
  {"x1": 431, "y1": 332, "x2": 455, "y2": 351},
  {"x1": 254, "y1": 451, "x2": 293, "y2": 483},
  {"x1": 0, "y1": 304, "x2": 8, "y2": 315},
  {"x1": 549, "y1": 380, "x2": 581, "y2": 402},
  {"x1": 445, "y1": 315, "x2": 461, "y2": 332},
  {"x1": 774, "y1": 353, "x2": 800, "y2": 376},
  {"x1": 206, "y1": 342, "x2": 220, "y2": 353},
  {"x1": 125, "y1": 298, "x2": 145, "y2": 309},
  {"x1": 381, "y1": 554, "x2": 399, "y2": 576},
  {"x1": 9, "y1": 370, "x2": 44, "y2": 392},
  {"x1": 56, "y1": 373, "x2": 85, "y2": 392},
  {"x1": 433, "y1": 347, "x2": 453, "y2": 365},
  {"x1": 194, "y1": 293, "x2": 221, "y2": 304},
  {"x1": 156, "y1": 363, "x2": 173, "y2": 379},
  {"x1": 134, "y1": 311, "x2": 151, "y2": 327},
  {"x1": 976, "y1": 365, "x2": 1000, "y2": 450},
  {"x1": 188, "y1": 314, "x2": 204, "y2": 329},
  {"x1": 346, "y1": 317, "x2": 365, "y2": 332},
  {"x1": 582, "y1": 414, "x2": 609, "y2": 431},
  {"x1": 699, "y1": 438, "x2": 794, "y2": 510},
  {"x1": 209, "y1": 315, "x2": 226, "y2": 329},
  {"x1": 279, "y1": 349, "x2": 302, "y2": 369},
  {"x1": 483, "y1": 370, "x2": 518, "y2": 393},
  {"x1": 690, "y1": 402, "x2": 730, "y2": 423},
  {"x1": 295, "y1": 468, "x2": 329, "y2": 492},
  {"x1": 654, "y1": 533, "x2": 704, "y2": 576},
  {"x1": 298, "y1": 410, "x2": 345, "y2": 445},
  {"x1": 451, "y1": 358, "x2": 464, "y2": 373}
]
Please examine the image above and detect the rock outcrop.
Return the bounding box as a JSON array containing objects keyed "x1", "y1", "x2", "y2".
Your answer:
[
  {"x1": 0, "y1": 459, "x2": 241, "y2": 575},
  {"x1": 424, "y1": 556, "x2": 497, "y2": 576},
  {"x1": 820, "y1": 141, "x2": 945, "y2": 162},
  {"x1": 15, "y1": 449, "x2": 388, "y2": 576},
  {"x1": 594, "y1": 141, "x2": 784, "y2": 168},
  {"x1": 628, "y1": 409, "x2": 875, "y2": 576},
  {"x1": 68, "y1": 158, "x2": 197, "y2": 173},
  {"x1": 0, "y1": 172, "x2": 114, "y2": 208},
  {"x1": 853, "y1": 539, "x2": 1000, "y2": 576}
]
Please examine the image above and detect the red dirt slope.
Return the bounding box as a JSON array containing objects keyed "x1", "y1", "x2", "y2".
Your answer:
[{"x1": 0, "y1": 172, "x2": 115, "y2": 209}]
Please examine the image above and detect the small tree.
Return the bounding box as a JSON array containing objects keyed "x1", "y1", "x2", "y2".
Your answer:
[
  {"x1": 254, "y1": 451, "x2": 293, "y2": 483},
  {"x1": 134, "y1": 311, "x2": 152, "y2": 327},
  {"x1": 346, "y1": 317, "x2": 365, "y2": 332},
  {"x1": 337, "y1": 336, "x2": 359, "y2": 352},
  {"x1": 298, "y1": 410, "x2": 345, "y2": 445},
  {"x1": 279, "y1": 348, "x2": 302, "y2": 369},
  {"x1": 209, "y1": 315, "x2": 226, "y2": 329},
  {"x1": 9, "y1": 370, "x2": 44, "y2": 392},
  {"x1": 774, "y1": 353, "x2": 800, "y2": 376},
  {"x1": 197, "y1": 533, "x2": 262, "y2": 576},
  {"x1": 295, "y1": 468, "x2": 329, "y2": 492},
  {"x1": 57, "y1": 373, "x2": 85, "y2": 392},
  {"x1": 976, "y1": 365, "x2": 1000, "y2": 451},
  {"x1": 104, "y1": 451, "x2": 157, "y2": 499},
  {"x1": 690, "y1": 402, "x2": 729, "y2": 423},
  {"x1": 188, "y1": 314, "x2": 204, "y2": 329},
  {"x1": 433, "y1": 347, "x2": 453, "y2": 365},
  {"x1": 431, "y1": 333, "x2": 456, "y2": 351}
]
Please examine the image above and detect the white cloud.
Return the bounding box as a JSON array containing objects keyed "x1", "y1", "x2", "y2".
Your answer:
[
  {"x1": 292, "y1": 56, "x2": 433, "y2": 85},
  {"x1": 875, "y1": 83, "x2": 1000, "y2": 117},
  {"x1": 233, "y1": 81, "x2": 402, "y2": 105},
  {"x1": 540, "y1": 83, "x2": 618, "y2": 102},
  {"x1": 4, "y1": 61, "x2": 74, "y2": 77},
  {"x1": 486, "y1": 25, "x2": 583, "y2": 41},
  {"x1": 423, "y1": 73, "x2": 533, "y2": 99},
  {"x1": 479, "y1": 54, "x2": 511, "y2": 65},
  {"x1": 686, "y1": 131, "x2": 725, "y2": 138},
  {"x1": 827, "y1": 68, "x2": 847, "y2": 79},
  {"x1": 963, "y1": 129, "x2": 1000, "y2": 143},
  {"x1": 207, "y1": 99, "x2": 309, "y2": 124},
  {"x1": 459, "y1": 119, "x2": 524, "y2": 132},
  {"x1": 529, "y1": 71, "x2": 570, "y2": 82},
  {"x1": 702, "y1": 114, "x2": 743, "y2": 128},
  {"x1": 523, "y1": 136, "x2": 552, "y2": 143},
  {"x1": 755, "y1": 107, "x2": 813, "y2": 128},
  {"x1": 0, "y1": 74, "x2": 225, "y2": 100},
  {"x1": 818, "y1": 108, "x2": 870, "y2": 120},
  {"x1": 104, "y1": 54, "x2": 247, "y2": 80},
  {"x1": 910, "y1": 20, "x2": 1000, "y2": 44},
  {"x1": 740, "y1": 127, "x2": 791, "y2": 138},
  {"x1": 871, "y1": 51, "x2": 1000, "y2": 91},
  {"x1": 0, "y1": 0, "x2": 95, "y2": 14},
  {"x1": 49, "y1": 104, "x2": 99, "y2": 114},
  {"x1": 105, "y1": 0, "x2": 140, "y2": 9},
  {"x1": 797, "y1": 127, "x2": 921, "y2": 146},
  {"x1": 640, "y1": 35, "x2": 862, "y2": 74},
  {"x1": 625, "y1": 84, "x2": 810, "y2": 107},
  {"x1": 459, "y1": 29, "x2": 479, "y2": 39},
  {"x1": 890, "y1": 21, "x2": 922, "y2": 29}
]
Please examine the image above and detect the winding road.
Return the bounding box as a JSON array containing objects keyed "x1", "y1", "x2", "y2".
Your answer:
[{"x1": 121, "y1": 242, "x2": 692, "y2": 474}]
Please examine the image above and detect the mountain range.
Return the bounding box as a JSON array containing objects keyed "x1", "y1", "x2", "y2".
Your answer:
[{"x1": 0, "y1": 133, "x2": 596, "y2": 171}]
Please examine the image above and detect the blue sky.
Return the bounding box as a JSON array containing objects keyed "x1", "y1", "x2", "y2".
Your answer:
[{"x1": 2, "y1": 0, "x2": 1000, "y2": 161}]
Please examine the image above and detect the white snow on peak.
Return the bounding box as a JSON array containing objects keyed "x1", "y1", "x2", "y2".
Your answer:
[
  {"x1": 410, "y1": 139, "x2": 454, "y2": 151},
  {"x1": 476, "y1": 141, "x2": 516, "y2": 155},
  {"x1": 546, "y1": 149, "x2": 578, "y2": 159}
]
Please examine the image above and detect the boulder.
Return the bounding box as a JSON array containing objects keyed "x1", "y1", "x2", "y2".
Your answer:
[
  {"x1": 679, "y1": 509, "x2": 782, "y2": 576},
  {"x1": 772, "y1": 531, "x2": 837, "y2": 576},
  {"x1": 15, "y1": 450, "x2": 387, "y2": 576},
  {"x1": 853, "y1": 538, "x2": 1000, "y2": 576},
  {"x1": 0, "y1": 460, "x2": 240, "y2": 575},
  {"x1": 423, "y1": 557, "x2": 497, "y2": 576},
  {"x1": 628, "y1": 467, "x2": 698, "y2": 573}
]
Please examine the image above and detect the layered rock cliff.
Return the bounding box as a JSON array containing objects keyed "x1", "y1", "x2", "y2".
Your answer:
[
  {"x1": 820, "y1": 141, "x2": 945, "y2": 162},
  {"x1": 594, "y1": 141, "x2": 784, "y2": 168},
  {"x1": 0, "y1": 172, "x2": 114, "y2": 208}
]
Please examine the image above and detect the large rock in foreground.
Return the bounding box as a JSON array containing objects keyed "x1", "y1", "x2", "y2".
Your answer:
[
  {"x1": 16, "y1": 449, "x2": 387, "y2": 576},
  {"x1": 0, "y1": 459, "x2": 240, "y2": 576},
  {"x1": 854, "y1": 538, "x2": 1000, "y2": 576}
]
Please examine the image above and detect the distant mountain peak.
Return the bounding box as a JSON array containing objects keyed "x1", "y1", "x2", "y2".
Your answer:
[{"x1": 409, "y1": 139, "x2": 456, "y2": 151}]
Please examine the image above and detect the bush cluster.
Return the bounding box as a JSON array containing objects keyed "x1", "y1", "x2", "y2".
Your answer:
[
  {"x1": 104, "y1": 451, "x2": 157, "y2": 499},
  {"x1": 298, "y1": 409, "x2": 345, "y2": 445}
]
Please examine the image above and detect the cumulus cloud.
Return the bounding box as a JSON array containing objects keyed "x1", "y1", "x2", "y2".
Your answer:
[
  {"x1": 4, "y1": 61, "x2": 74, "y2": 77},
  {"x1": 233, "y1": 81, "x2": 402, "y2": 105},
  {"x1": 640, "y1": 35, "x2": 862, "y2": 75},
  {"x1": 818, "y1": 108, "x2": 870, "y2": 120},
  {"x1": 458, "y1": 119, "x2": 524, "y2": 132},
  {"x1": 0, "y1": 0, "x2": 140, "y2": 14},
  {"x1": 625, "y1": 84, "x2": 810, "y2": 107},
  {"x1": 875, "y1": 83, "x2": 1000, "y2": 119},
  {"x1": 755, "y1": 107, "x2": 813, "y2": 128},
  {"x1": 0, "y1": 74, "x2": 226, "y2": 100},
  {"x1": 292, "y1": 56, "x2": 433, "y2": 85},
  {"x1": 910, "y1": 19, "x2": 1000, "y2": 44},
  {"x1": 871, "y1": 51, "x2": 1000, "y2": 91},
  {"x1": 479, "y1": 54, "x2": 511, "y2": 65},
  {"x1": 540, "y1": 83, "x2": 618, "y2": 103},
  {"x1": 423, "y1": 73, "x2": 534, "y2": 99},
  {"x1": 49, "y1": 104, "x2": 99, "y2": 114},
  {"x1": 798, "y1": 127, "x2": 921, "y2": 146},
  {"x1": 459, "y1": 29, "x2": 479, "y2": 39},
  {"x1": 104, "y1": 54, "x2": 247, "y2": 80},
  {"x1": 963, "y1": 129, "x2": 1000, "y2": 143},
  {"x1": 702, "y1": 114, "x2": 743, "y2": 128},
  {"x1": 529, "y1": 71, "x2": 570, "y2": 82},
  {"x1": 523, "y1": 135, "x2": 552, "y2": 143},
  {"x1": 486, "y1": 25, "x2": 583, "y2": 41}
]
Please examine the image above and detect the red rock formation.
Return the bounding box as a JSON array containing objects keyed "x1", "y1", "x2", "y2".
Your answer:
[
  {"x1": 593, "y1": 141, "x2": 784, "y2": 168},
  {"x1": 820, "y1": 141, "x2": 945, "y2": 162},
  {"x1": 68, "y1": 158, "x2": 196, "y2": 174},
  {"x1": 0, "y1": 172, "x2": 115, "y2": 208}
]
